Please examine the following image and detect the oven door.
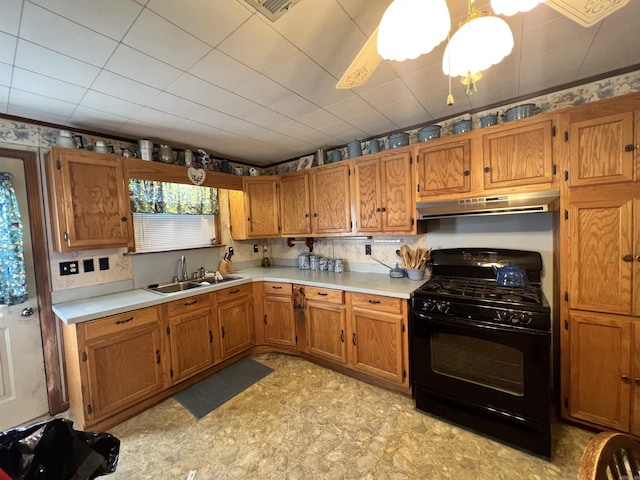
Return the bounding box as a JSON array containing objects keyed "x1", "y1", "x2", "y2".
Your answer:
[{"x1": 411, "y1": 310, "x2": 550, "y2": 423}]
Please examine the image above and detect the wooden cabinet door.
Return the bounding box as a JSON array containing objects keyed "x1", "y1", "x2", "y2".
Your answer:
[
  {"x1": 631, "y1": 322, "x2": 640, "y2": 436},
  {"x1": 167, "y1": 308, "x2": 215, "y2": 383},
  {"x1": 83, "y1": 321, "x2": 164, "y2": 421},
  {"x1": 280, "y1": 171, "x2": 311, "y2": 236},
  {"x1": 568, "y1": 311, "x2": 631, "y2": 431},
  {"x1": 569, "y1": 111, "x2": 635, "y2": 186},
  {"x1": 380, "y1": 152, "x2": 413, "y2": 233},
  {"x1": 245, "y1": 177, "x2": 280, "y2": 237},
  {"x1": 218, "y1": 296, "x2": 254, "y2": 359},
  {"x1": 354, "y1": 157, "x2": 382, "y2": 233},
  {"x1": 307, "y1": 301, "x2": 347, "y2": 364},
  {"x1": 568, "y1": 185, "x2": 634, "y2": 315},
  {"x1": 310, "y1": 163, "x2": 352, "y2": 234},
  {"x1": 263, "y1": 295, "x2": 296, "y2": 347},
  {"x1": 350, "y1": 307, "x2": 404, "y2": 383},
  {"x1": 46, "y1": 148, "x2": 129, "y2": 251},
  {"x1": 415, "y1": 139, "x2": 471, "y2": 199},
  {"x1": 482, "y1": 119, "x2": 554, "y2": 189}
]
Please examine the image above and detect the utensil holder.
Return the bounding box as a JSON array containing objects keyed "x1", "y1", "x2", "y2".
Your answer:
[{"x1": 219, "y1": 259, "x2": 232, "y2": 274}]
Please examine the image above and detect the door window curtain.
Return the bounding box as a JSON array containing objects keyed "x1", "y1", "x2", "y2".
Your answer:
[
  {"x1": 0, "y1": 172, "x2": 27, "y2": 305},
  {"x1": 129, "y1": 180, "x2": 219, "y2": 215}
]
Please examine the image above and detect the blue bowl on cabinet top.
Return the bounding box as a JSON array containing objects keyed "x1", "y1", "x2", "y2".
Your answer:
[
  {"x1": 418, "y1": 125, "x2": 441, "y2": 142},
  {"x1": 388, "y1": 132, "x2": 409, "y2": 149},
  {"x1": 453, "y1": 119, "x2": 472, "y2": 134}
]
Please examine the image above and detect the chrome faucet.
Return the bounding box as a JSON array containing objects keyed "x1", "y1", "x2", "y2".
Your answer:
[{"x1": 179, "y1": 255, "x2": 188, "y2": 281}]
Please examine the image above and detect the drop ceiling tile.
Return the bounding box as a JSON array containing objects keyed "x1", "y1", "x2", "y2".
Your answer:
[
  {"x1": 9, "y1": 89, "x2": 77, "y2": 117},
  {"x1": 147, "y1": 0, "x2": 251, "y2": 47},
  {"x1": 14, "y1": 40, "x2": 100, "y2": 87},
  {"x1": 358, "y1": 78, "x2": 415, "y2": 106},
  {"x1": 271, "y1": 0, "x2": 351, "y2": 49},
  {"x1": 234, "y1": 75, "x2": 292, "y2": 106},
  {"x1": 317, "y1": 121, "x2": 367, "y2": 142},
  {"x1": 0, "y1": 85, "x2": 8, "y2": 104},
  {"x1": 269, "y1": 94, "x2": 318, "y2": 118},
  {"x1": 122, "y1": 9, "x2": 211, "y2": 70},
  {"x1": 131, "y1": 106, "x2": 185, "y2": 128},
  {"x1": 7, "y1": 104, "x2": 70, "y2": 124},
  {"x1": 346, "y1": 110, "x2": 398, "y2": 136},
  {"x1": 12, "y1": 68, "x2": 87, "y2": 103},
  {"x1": 520, "y1": 15, "x2": 594, "y2": 58},
  {"x1": 147, "y1": 91, "x2": 208, "y2": 118},
  {"x1": 377, "y1": 96, "x2": 429, "y2": 128},
  {"x1": 69, "y1": 105, "x2": 129, "y2": 130},
  {"x1": 294, "y1": 76, "x2": 353, "y2": 107},
  {"x1": 209, "y1": 92, "x2": 261, "y2": 118},
  {"x1": 166, "y1": 73, "x2": 227, "y2": 106},
  {"x1": 189, "y1": 107, "x2": 238, "y2": 129},
  {"x1": 29, "y1": 0, "x2": 143, "y2": 41},
  {"x1": 303, "y1": 21, "x2": 368, "y2": 78},
  {"x1": 271, "y1": 120, "x2": 318, "y2": 138},
  {"x1": 80, "y1": 90, "x2": 143, "y2": 117},
  {"x1": 105, "y1": 44, "x2": 182, "y2": 90},
  {"x1": 351, "y1": 61, "x2": 401, "y2": 93},
  {"x1": 297, "y1": 129, "x2": 341, "y2": 147},
  {"x1": 297, "y1": 108, "x2": 341, "y2": 129},
  {"x1": 117, "y1": 118, "x2": 172, "y2": 139},
  {"x1": 265, "y1": 51, "x2": 331, "y2": 91},
  {"x1": 189, "y1": 49, "x2": 259, "y2": 91},
  {"x1": 325, "y1": 95, "x2": 376, "y2": 119},
  {"x1": 91, "y1": 70, "x2": 160, "y2": 105},
  {"x1": 242, "y1": 105, "x2": 290, "y2": 128},
  {"x1": 20, "y1": 3, "x2": 118, "y2": 66},
  {"x1": 0, "y1": 0, "x2": 23, "y2": 36},
  {"x1": 0, "y1": 32, "x2": 17, "y2": 64},
  {"x1": 217, "y1": 16, "x2": 298, "y2": 74},
  {"x1": 0, "y1": 63, "x2": 11, "y2": 86}
]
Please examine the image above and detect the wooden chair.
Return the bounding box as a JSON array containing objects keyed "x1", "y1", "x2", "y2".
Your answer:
[{"x1": 578, "y1": 431, "x2": 640, "y2": 480}]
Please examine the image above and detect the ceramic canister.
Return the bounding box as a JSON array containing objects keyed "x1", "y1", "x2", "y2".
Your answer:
[
  {"x1": 347, "y1": 139, "x2": 362, "y2": 158},
  {"x1": 330, "y1": 150, "x2": 342, "y2": 163},
  {"x1": 368, "y1": 139, "x2": 381, "y2": 154},
  {"x1": 318, "y1": 256, "x2": 328, "y2": 271},
  {"x1": 334, "y1": 258, "x2": 344, "y2": 273}
]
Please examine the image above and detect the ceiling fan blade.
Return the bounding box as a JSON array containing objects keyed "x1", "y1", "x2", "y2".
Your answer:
[
  {"x1": 336, "y1": 26, "x2": 382, "y2": 89},
  {"x1": 545, "y1": 0, "x2": 629, "y2": 27}
]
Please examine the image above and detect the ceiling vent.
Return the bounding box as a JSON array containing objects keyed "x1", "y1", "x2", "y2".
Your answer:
[{"x1": 244, "y1": 0, "x2": 302, "y2": 22}]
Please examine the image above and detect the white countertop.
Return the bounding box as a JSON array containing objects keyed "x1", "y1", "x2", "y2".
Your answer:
[{"x1": 52, "y1": 267, "x2": 428, "y2": 325}]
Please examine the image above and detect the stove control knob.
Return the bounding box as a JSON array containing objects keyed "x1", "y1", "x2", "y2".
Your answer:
[
  {"x1": 437, "y1": 301, "x2": 450, "y2": 313},
  {"x1": 523, "y1": 312, "x2": 533, "y2": 325},
  {"x1": 495, "y1": 310, "x2": 509, "y2": 322}
]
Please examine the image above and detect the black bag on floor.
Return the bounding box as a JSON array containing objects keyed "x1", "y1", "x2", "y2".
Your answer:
[{"x1": 0, "y1": 418, "x2": 119, "y2": 479}]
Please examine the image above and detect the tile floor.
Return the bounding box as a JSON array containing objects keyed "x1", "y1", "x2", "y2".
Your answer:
[{"x1": 108, "y1": 353, "x2": 593, "y2": 479}]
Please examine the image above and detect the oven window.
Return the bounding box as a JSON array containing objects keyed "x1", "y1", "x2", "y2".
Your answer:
[{"x1": 431, "y1": 334, "x2": 524, "y2": 396}]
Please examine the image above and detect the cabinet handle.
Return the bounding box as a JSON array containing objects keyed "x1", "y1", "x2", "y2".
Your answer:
[
  {"x1": 368, "y1": 299, "x2": 381, "y2": 304},
  {"x1": 352, "y1": 333, "x2": 357, "y2": 346},
  {"x1": 463, "y1": 170, "x2": 470, "y2": 176},
  {"x1": 115, "y1": 316, "x2": 134, "y2": 325},
  {"x1": 340, "y1": 329, "x2": 344, "y2": 343},
  {"x1": 184, "y1": 300, "x2": 198, "y2": 306},
  {"x1": 264, "y1": 314, "x2": 267, "y2": 325},
  {"x1": 221, "y1": 326, "x2": 225, "y2": 338},
  {"x1": 209, "y1": 330, "x2": 213, "y2": 344},
  {"x1": 484, "y1": 166, "x2": 491, "y2": 173},
  {"x1": 317, "y1": 292, "x2": 328, "y2": 296},
  {"x1": 622, "y1": 375, "x2": 632, "y2": 383},
  {"x1": 623, "y1": 255, "x2": 634, "y2": 262},
  {"x1": 229, "y1": 289, "x2": 240, "y2": 294},
  {"x1": 624, "y1": 144, "x2": 635, "y2": 152},
  {"x1": 272, "y1": 286, "x2": 282, "y2": 289},
  {"x1": 155, "y1": 350, "x2": 160, "y2": 364}
]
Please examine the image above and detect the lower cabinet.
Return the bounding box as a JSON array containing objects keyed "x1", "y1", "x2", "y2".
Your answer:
[
  {"x1": 567, "y1": 310, "x2": 634, "y2": 433},
  {"x1": 306, "y1": 286, "x2": 347, "y2": 364},
  {"x1": 263, "y1": 282, "x2": 296, "y2": 347},
  {"x1": 347, "y1": 292, "x2": 408, "y2": 385},
  {"x1": 62, "y1": 306, "x2": 166, "y2": 429},
  {"x1": 165, "y1": 293, "x2": 217, "y2": 384},
  {"x1": 215, "y1": 284, "x2": 254, "y2": 359}
]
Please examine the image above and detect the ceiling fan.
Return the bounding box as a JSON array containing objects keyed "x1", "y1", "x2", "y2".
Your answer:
[{"x1": 336, "y1": 0, "x2": 630, "y2": 89}]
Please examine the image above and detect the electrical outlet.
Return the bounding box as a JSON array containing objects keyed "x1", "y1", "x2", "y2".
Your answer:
[
  {"x1": 365, "y1": 245, "x2": 372, "y2": 255},
  {"x1": 83, "y1": 258, "x2": 95, "y2": 272},
  {"x1": 59, "y1": 261, "x2": 79, "y2": 276},
  {"x1": 253, "y1": 244, "x2": 259, "y2": 253},
  {"x1": 99, "y1": 257, "x2": 109, "y2": 270}
]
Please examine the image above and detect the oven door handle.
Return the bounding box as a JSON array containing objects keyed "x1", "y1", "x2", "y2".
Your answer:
[{"x1": 412, "y1": 311, "x2": 550, "y2": 336}]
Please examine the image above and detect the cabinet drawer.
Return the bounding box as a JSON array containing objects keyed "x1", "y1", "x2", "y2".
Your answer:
[
  {"x1": 349, "y1": 293, "x2": 403, "y2": 314},
  {"x1": 263, "y1": 282, "x2": 292, "y2": 295},
  {"x1": 215, "y1": 283, "x2": 252, "y2": 303},
  {"x1": 166, "y1": 293, "x2": 211, "y2": 317},
  {"x1": 306, "y1": 286, "x2": 344, "y2": 304},
  {"x1": 83, "y1": 306, "x2": 160, "y2": 340}
]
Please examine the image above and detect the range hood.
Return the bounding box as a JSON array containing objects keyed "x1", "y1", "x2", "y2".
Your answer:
[{"x1": 417, "y1": 191, "x2": 560, "y2": 220}]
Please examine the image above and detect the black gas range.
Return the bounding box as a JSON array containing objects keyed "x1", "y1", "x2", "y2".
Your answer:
[{"x1": 410, "y1": 248, "x2": 552, "y2": 458}]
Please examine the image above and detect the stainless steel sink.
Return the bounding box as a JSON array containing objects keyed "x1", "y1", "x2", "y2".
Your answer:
[{"x1": 146, "y1": 275, "x2": 241, "y2": 294}]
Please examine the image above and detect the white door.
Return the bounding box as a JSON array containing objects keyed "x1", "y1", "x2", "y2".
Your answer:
[{"x1": 0, "y1": 155, "x2": 48, "y2": 430}]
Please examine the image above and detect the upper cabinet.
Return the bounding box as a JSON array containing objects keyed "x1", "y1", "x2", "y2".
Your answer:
[
  {"x1": 354, "y1": 151, "x2": 414, "y2": 234},
  {"x1": 482, "y1": 118, "x2": 555, "y2": 190},
  {"x1": 567, "y1": 110, "x2": 637, "y2": 187},
  {"x1": 229, "y1": 176, "x2": 280, "y2": 239},
  {"x1": 415, "y1": 138, "x2": 471, "y2": 199},
  {"x1": 309, "y1": 162, "x2": 353, "y2": 235},
  {"x1": 45, "y1": 147, "x2": 130, "y2": 252},
  {"x1": 280, "y1": 170, "x2": 312, "y2": 236}
]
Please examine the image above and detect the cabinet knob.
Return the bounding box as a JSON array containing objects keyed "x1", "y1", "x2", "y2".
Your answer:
[
  {"x1": 376, "y1": 208, "x2": 381, "y2": 212},
  {"x1": 340, "y1": 329, "x2": 344, "y2": 343},
  {"x1": 121, "y1": 216, "x2": 127, "y2": 222},
  {"x1": 624, "y1": 144, "x2": 635, "y2": 152},
  {"x1": 352, "y1": 333, "x2": 357, "y2": 346},
  {"x1": 463, "y1": 170, "x2": 470, "y2": 176},
  {"x1": 622, "y1": 375, "x2": 632, "y2": 383},
  {"x1": 483, "y1": 166, "x2": 490, "y2": 173},
  {"x1": 623, "y1": 255, "x2": 634, "y2": 262}
]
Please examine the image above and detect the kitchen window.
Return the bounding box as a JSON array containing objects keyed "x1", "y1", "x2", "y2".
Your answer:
[{"x1": 129, "y1": 179, "x2": 219, "y2": 252}]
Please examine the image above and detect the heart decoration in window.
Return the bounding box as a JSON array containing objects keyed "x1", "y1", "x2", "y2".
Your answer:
[{"x1": 187, "y1": 167, "x2": 206, "y2": 186}]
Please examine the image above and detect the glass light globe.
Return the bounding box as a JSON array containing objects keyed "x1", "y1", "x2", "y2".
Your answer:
[
  {"x1": 491, "y1": 0, "x2": 544, "y2": 16},
  {"x1": 377, "y1": 0, "x2": 451, "y2": 62}
]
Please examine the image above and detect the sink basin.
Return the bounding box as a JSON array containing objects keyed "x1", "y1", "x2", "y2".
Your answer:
[{"x1": 146, "y1": 276, "x2": 242, "y2": 294}]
